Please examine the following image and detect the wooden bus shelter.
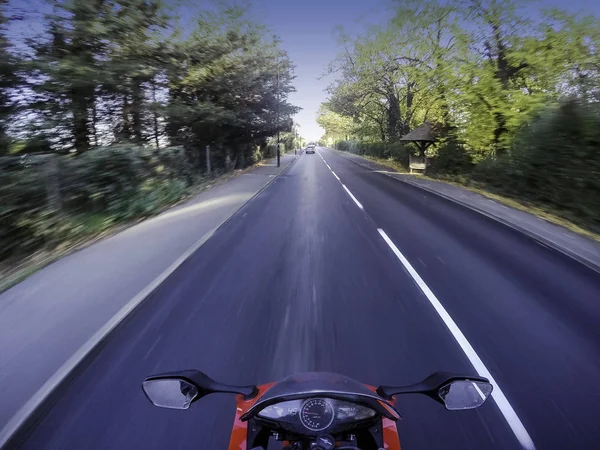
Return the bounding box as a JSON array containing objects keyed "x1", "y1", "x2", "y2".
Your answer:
[{"x1": 400, "y1": 123, "x2": 436, "y2": 174}]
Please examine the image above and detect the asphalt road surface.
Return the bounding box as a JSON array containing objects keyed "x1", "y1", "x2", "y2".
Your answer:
[{"x1": 15, "y1": 148, "x2": 600, "y2": 449}]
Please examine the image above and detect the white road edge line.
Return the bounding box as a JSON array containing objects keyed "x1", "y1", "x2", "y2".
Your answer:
[
  {"x1": 342, "y1": 185, "x2": 364, "y2": 210},
  {"x1": 377, "y1": 228, "x2": 536, "y2": 450},
  {"x1": 331, "y1": 171, "x2": 341, "y2": 181},
  {"x1": 0, "y1": 229, "x2": 216, "y2": 447}
]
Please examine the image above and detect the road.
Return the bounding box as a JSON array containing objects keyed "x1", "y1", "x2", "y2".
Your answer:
[{"x1": 14, "y1": 148, "x2": 600, "y2": 449}]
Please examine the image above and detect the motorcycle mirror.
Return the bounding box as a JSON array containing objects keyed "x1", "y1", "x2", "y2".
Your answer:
[
  {"x1": 376, "y1": 372, "x2": 492, "y2": 409},
  {"x1": 142, "y1": 370, "x2": 258, "y2": 409},
  {"x1": 438, "y1": 380, "x2": 493, "y2": 410},
  {"x1": 142, "y1": 378, "x2": 198, "y2": 410}
]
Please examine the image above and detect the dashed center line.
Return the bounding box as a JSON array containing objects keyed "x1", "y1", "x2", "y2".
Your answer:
[
  {"x1": 342, "y1": 184, "x2": 364, "y2": 210},
  {"x1": 318, "y1": 150, "x2": 364, "y2": 211}
]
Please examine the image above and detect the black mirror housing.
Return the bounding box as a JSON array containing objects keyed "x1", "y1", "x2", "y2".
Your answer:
[
  {"x1": 143, "y1": 370, "x2": 258, "y2": 405},
  {"x1": 376, "y1": 372, "x2": 491, "y2": 407}
]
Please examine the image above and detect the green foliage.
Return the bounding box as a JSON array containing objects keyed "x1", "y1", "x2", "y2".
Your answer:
[
  {"x1": 18, "y1": 0, "x2": 297, "y2": 159},
  {"x1": 321, "y1": 0, "x2": 600, "y2": 232},
  {"x1": 0, "y1": 169, "x2": 49, "y2": 259},
  {"x1": 166, "y1": 2, "x2": 299, "y2": 166},
  {"x1": 321, "y1": 0, "x2": 600, "y2": 154},
  {"x1": 0, "y1": 145, "x2": 206, "y2": 262},
  {"x1": 337, "y1": 140, "x2": 413, "y2": 168},
  {"x1": 0, "y1": 0, "x2": 17, "y2": 155},
  {"x1": 472, "y1": 101, "x2": 600, "y2": 229},
  {"x1": 0, "y1": 0, "x2": 299, "y2": 265},
  {"x1": 429, "y1": 141, "x2": 474, "y2": 175},
  {"x1": 317, "y1": 105, "x2": 355, "y2": 142},
  {"x1": 60, "y1": 147, "x2": 150, "y2": 215}
]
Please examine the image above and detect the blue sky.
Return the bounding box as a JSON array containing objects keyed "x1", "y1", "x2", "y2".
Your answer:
[
  {"x1": 247, "y1": 0, "x2": 391, "y2": 139},
  {"x1": 7, "y1": 0, "x2": 600, "y2": 140}
]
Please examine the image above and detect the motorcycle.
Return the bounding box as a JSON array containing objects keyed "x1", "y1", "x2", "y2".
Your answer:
[{"x1": 142, "y1": 370, "x2": 493, "y2": 449}]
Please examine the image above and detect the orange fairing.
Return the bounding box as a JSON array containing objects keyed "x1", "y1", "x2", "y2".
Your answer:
[
  {"x1": 364, "y1": 384, "x2": 401, "y2": 420},
  {"x1": 382, "y1": 417, "x2": 401, "y2": 450},
  {"x1": 228, "y1": 382, "x2": 275, "y2": 450}
]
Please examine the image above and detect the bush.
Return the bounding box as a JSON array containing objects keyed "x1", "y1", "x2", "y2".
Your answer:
[
  {"x1": 0, "y1": 169, "x2": 50, "y2": 260},
  {"x1": 154, "y1": 146, "x2": 197, "y2": 185},
  {"x1": 127, "y1": 178, "x2": 189, "y2": 217},
  {"x1": 336, "y1": 140, "x2": 412, "y2": 169},
  {"x1": 60, "y1": 146, "x2": 150, "y2": 216},
  {"x1": 429, "y1": 140, "x2": 474, "y2": 175},
  {"x1": 0, "y1": 145, "x2": 203, "y2": 263},
  {"x1": 473, "y1": 100, "x2": 600, "y2": 229}
]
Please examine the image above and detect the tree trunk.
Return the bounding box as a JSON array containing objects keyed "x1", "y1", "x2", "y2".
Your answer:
[
  {"x1": 91, "y1": 100, "x2": 99, "y2": 147},
  {"x1": 71, "y1": 88, "x2": 90, "y2": 152},
  {"x1": 119, "y1": 94, "x2": 132, "y2": 142},
  {"x1": 404, "y1": 82, "x2": 415, "y2": 136},
  {"x1": 386, "y1": 90, "x2": 402, "y2": 141},
  {"x1": 492, "y1": 24, "x2": 510, "y2": 90},
  {"x1": 152, "y1": 82, "x2": 160, "y2": 152},
  {"x1": 492, "y1": 111, "x2": 508, "y2": 154},
  {"x1": 378, "y1": 118, "x2": 386, "y2": 142},
  {"x1": 131, "y1": 81, "x2": 143, "y2": 144}
]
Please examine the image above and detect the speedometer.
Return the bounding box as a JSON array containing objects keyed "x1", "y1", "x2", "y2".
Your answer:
[{"x1": 300, "y1": 398, "x2": 335, "y2": 432}]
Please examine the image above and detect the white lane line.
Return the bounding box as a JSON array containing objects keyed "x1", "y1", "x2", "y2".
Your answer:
[
  {"x1": 318, "y1": 150, "x2": 364, "y2": 211},
  {"x1": 342, "y1": 184, "x2": 364, "y2": 210},
  {"x1": 377, "y1": 228, "x2": 536, "y2": 450}
]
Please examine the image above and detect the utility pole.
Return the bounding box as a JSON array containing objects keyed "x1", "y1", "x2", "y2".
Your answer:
[{"x1": 276, "y1": 67, "x2": 281, "y2": 167}]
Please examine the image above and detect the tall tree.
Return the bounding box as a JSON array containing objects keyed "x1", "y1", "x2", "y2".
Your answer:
[
  {"x1": 325, "y1": 0, "x2": 462, "y2": 143},
  {"x1": 28, "y1": 0, "x2": 112, "y2": 152},
  {"x1": 166, "y1": 3, "x2": 299, "y2": 167},
  {"x1": 0, "y1": 0, "x2": 17, "y2": 154},
  {"x1": 105, "y1": 0, "x2": 171, "y2": 145}
]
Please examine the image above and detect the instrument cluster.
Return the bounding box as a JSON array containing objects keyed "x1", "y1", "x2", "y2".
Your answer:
[{"x1": 257, "y1": 397, "x2": 377, "y2": 434}]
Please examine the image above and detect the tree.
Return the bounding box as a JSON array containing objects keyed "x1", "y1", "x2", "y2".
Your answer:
[
  {"x1": 166, "y1": 3, "x2": 299, "y2": 168},
  {"x1": 104, "y1": 0, "x2": 171, "y2": 145},
  {"x1": 0, "y1": 0, "x2": 18, "y2": 154},
  {"x1": 27, "y1": 0, "x2": 114, "y2": 152},
  {"x1": 323, "y1": 0, "x2": 462, "y2": 144},
  {"x1": 316, "y1": 104, "x2": 354, "y2": 142},
  {"x1": 322, "y1": 0, "x2": 600, "y2": 160}
]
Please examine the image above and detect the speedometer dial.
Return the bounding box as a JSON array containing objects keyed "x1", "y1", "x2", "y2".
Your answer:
[{"x1": 300, "y1": 398, "x2": 335, "y2": 432}]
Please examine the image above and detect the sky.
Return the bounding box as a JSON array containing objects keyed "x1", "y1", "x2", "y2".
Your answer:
[
  {"x1": 6, "y1": 0, "x2": 600, "y2": 141},
  {"x1": 246, "y1": 0, "x2": 390, "y2": 140}
]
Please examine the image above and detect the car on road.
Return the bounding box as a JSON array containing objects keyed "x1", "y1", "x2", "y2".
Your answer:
[{"x1": 306, "y1": 143, "x2": 316, "y2": 154}]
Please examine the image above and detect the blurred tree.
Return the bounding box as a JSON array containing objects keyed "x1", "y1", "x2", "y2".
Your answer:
[
  {"x1": 27, "y1": 0, "x2": 113, "y2": 152},
  {"x1": 104, "y1": 0, "x2": 171, "y2": 145},
  {"x1": 0, "y1": 0, "x2": 18, "y2": 155}
]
